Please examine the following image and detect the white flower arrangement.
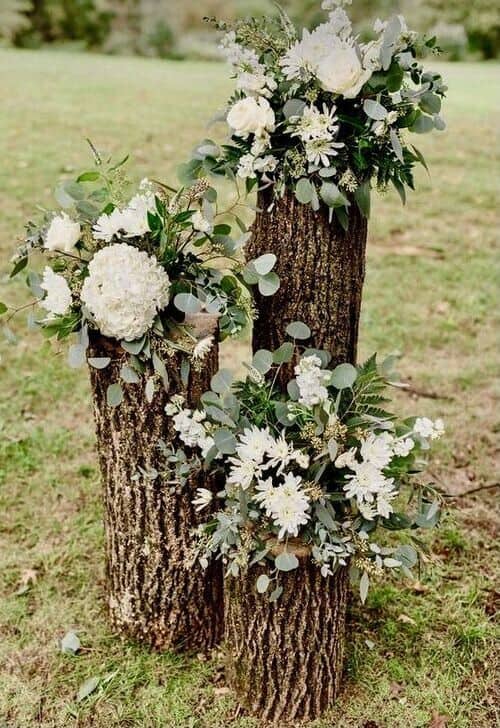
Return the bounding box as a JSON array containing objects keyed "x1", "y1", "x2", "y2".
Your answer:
[
  {"x1": 167, "y1": 323, "x2": 445, "y2": 601},
  {"x1": 7, "y1": 149, "x2": 279, "y2": 405},
  {"x1": 185, "y1": 1, "x2": 447, "y2": 226}
]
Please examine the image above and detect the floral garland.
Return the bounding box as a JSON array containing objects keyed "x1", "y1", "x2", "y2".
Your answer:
[
  {"x1": 183, "y1": 0, "x2": 447, "y2": 225},
  {"x1": 167, "y1": 323, "x2": 445, "y2": 601},
  {"x1": 3, "y1": 149, "x2": 279, "y2": 404}
]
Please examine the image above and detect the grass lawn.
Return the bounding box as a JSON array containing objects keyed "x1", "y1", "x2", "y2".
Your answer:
[{"x1": 0, "y1": 49, "x2": 499, "y2": 727}]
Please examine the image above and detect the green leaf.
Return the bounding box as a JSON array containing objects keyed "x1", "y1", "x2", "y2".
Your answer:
[
  {"x1": 68, "y1": 344, "x2": 86, "y2": 369},
  {"x1": 363, "y1": 99, "x2": 387, "y2": 121},
  {"x1": 269, "y1": 585, "x2": 283, "y2": 602},
  {"x1": 295, "y1": 178, "x2": 314, "y2": 205},
  {"x1": 327, "y1": 439, "x2": 338, "y2": 461},
  {"x1": 174, "y1": 293, "x2": 202, "y2": 314},
  {"x1": 286, "y1": 321, "x2": 311, "y2": 340},
  {"x1": 0, "y1": 302, "x2": 7, "y2": 315},
  {"x1": 77, "y1": 171, "x2": 101, "y2": 183},
  {"x1": 420, "y1": 91, "x2": 441, "y2": 115},
  {"x1": 214, "y1": 428, "x2": 237, "y2": 455},
  {"x1": 410, "y1": 114, "x2": 435, "y2": 134},
  {"x1": 390, "y1": 129, "x2": 404, "y2": 163},
  {"x1": 252, "y1": 349, "x2": 273, "y2": 374},
  {"x1": 121, "y1": 336, "x2": 146, "y2": 355},
  {"x1": 106, "y1": 383, "x2": 123, "y2": 407},
  {"x1": 211, "y1": 369, "x2": 233, "y2": 394},
  {"x1": 77, "y1": 676, "x2": 100, "y2": 702},
  {"x1": 272, "y1": 342, "x2": 294, "y2": 364},
  {"x1": 330, "y1": 363, "x2": 357, "y2": 389},
  {"x1": 258, "y1": 272, "x2": 280, "y2": 297},
  {"x1": 120, "y1": 364, "x2": 140, "y2": 384},
  {"x1": 394, "y1": 544, "x2": 418, "y2": 568},
  {"x1": 61, "y1": 631, "x2": 81, "y2": 655},
  {"x1": 275, "y1": 552, "x2": 299, "y2": 572},
  {"x1": 252, "y1": 253, "x2": 276, "y2": 276},
  {"x1": 354, "y1": 180, "x2": 371, "y2": 218},
  {"x1": 256, "y1": 574, "x2": 270, "y2": 594},
  {"x1": 10, "y1": 257, "x2": 28, "y2": 278},
  {"x1": 359, "y1": 571, "x2": 369, "y2": 604},
  {"x1": 320, "y1": 182, "x2": 348, "y2": 209},
  {"x1": 87, "y1": 357, "x2": 111, "y2": 369}
]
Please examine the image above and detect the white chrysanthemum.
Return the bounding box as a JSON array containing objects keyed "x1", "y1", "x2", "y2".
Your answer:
[
  {"x1": 294, "y1": 355, "x2": 330, "y2": 407},
  {"x1": 39, "y1": 266, "x2": 72, "y2": 316},
  {"x1": 44, "y1": 213, "x2": 80, "y2": 253},
  {"x1": 343, "y1": 461, "x2": 393, "y2": 501},
  {"x1": 413, "y1": 417, "x2": 445, "y2": 441},
  {"x1": 360, "y1": 432, "x2": 394, "y2": 469},
  {"x1": 227, "y1": 456, "x2": 261, "y2": 490},
  {"x1": 290, "y1": 104, "x2": 340, "y2": 143},
  {"x1": 93, "y1": 208, "x2": 124, "y2": 242},
  {"x1": 305, "y1": 137, "x2": 344, "y2": 166},
  {"x1": 236, "y1": 426, "x2": 274, "y2": 464},
  {"x1": 256, "y1": 472, "x2": 311, "y2": 539},
  {"x1": 120, "y1": 192, "x2": 156, "y2": 237},
  {"x1": 81, "y1": 243, "x2": 170, "y2": 341},
  {"x1": 192, "y1": 488, "x2": 213, "y2": 512}
]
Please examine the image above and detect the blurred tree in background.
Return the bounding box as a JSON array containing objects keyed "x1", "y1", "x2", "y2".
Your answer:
[{"x1": 1, "y1": 0, "x2": 498, "y2": 59}]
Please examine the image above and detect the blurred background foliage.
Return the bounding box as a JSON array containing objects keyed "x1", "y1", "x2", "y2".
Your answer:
[{"x1": 0, "y1": 0, "x2": 498, "y2": 60}]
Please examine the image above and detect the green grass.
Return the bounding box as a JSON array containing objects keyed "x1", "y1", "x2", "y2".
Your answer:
[{"x1": 1, "y1": 49, "x2": 499, "y2": 727}]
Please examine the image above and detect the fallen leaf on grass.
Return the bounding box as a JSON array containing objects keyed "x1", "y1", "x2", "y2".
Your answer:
[
  {"x1": 77, "y1": 676, "x2": 100, "y2": 702},
  {"x1": 397, "y1": 613, "x2": 417, "y2": 625},
  {"x1": 61, "y1": 631, "x2": 81, "y2": 655},
  {"x1": 14, "y1": 568, "x2": 38, "y2": 595},
  {"x1": 428, "y1": 713, "x2": 450, "y2": 728}
]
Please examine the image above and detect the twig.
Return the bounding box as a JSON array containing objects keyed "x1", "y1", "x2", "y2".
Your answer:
[
  {"x1": 452, "y1": 482, "x2": 500, "y2": 498},
  {"x1": 402, "y1": 384, "x2": 453, "y2": 401}
]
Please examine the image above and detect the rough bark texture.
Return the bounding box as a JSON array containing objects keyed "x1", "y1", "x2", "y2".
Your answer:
[
  {"x1": 247, "y1": 188, "x2": 368, "y2": 384},
  {"x1": 225, "y1": 559, "x2": 349, "y2": 726},
  {"x1": 225, "y1": 192, "x2": 368, "y2": 722},
  {"x1": 88, "y1": 315, "x2": 223, "y2": 652}
]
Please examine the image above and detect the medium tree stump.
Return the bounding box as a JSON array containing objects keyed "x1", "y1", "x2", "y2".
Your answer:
[
  {"x1": 225, "y1": 559, "x2": 349, "y2": 725},
  {"x1": 247, "y1": 188, "x2": 368, "y2": 384},
  {"x1": 225, "y1": 191, "x2": 368, "y2": 721},
  {"x1": 88, "y1": 315, "x2": 224, "y2": 652}
]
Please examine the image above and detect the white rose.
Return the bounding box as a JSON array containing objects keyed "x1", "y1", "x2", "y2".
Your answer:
[
  {"x1": 315, "y1": 44, "x2": 372, "y2": 99},
  {"x1": 45, "y1": 213, "x2": 81, "y2": 253},
  {"x1": 227, "y1": 96, "x2": 275, "y2": 139}
]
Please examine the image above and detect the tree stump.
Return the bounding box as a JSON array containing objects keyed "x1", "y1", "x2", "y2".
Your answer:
[
  {"x1": 225, "y1": 558, "x2": 349, "y2": 726},
  {"x1": 247, "y1": 188, "x2": 368, "y2": 384},
  {"x1": 88, "y1": 314, "x2": 224, "y2": 652},
  {"x1": 224, "y1": 191, "x2": 368, "y2": 720}
]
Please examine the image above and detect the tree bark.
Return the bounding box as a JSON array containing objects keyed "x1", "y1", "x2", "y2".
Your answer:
[
  {"x1": 225, "y1": 557, "x2": 349, "y2": 726},
  {"x1": 88, "y1": 315, "x2": 223, "y2": 652},
  {"x1": 225, "y1": 192, "x2": 368, "y2": 721},
  {"x1": 247, "y1": 188, "x2": 368, "y2": 384}
]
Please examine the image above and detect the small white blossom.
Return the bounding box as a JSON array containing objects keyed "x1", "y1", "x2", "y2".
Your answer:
[
  {"x1": 39, "y1": 267, "x2": 72, "y2": 316},
  {"x1": 192, "y1": 488, "x2": 213, "y2": 512},
  {"x1": 393, "y1": 437, "x2": 415, "y2": 457},
  {"x1": 44, "y1": 213, "x2": 80, "y2": 253},
  {"x1": 294, "y1": 355, "x2": 330, "y2": 407},
  {"x1": 360, "y1": 432, "x2": 394, "y2": 469},
  {"x1": 227, "y1": 456, "x2": 261, "y2": 490},
  {"x1": 305, "y1": 137, "x2": 344, "y2": 166},
  {"x1": 191, "y1": 211, "x2": 213, "y2": 235},
  {"x1": 236, "y1": 426, "x2": 274, "y2": 464},
  {"x1": 93, "y1": 208, "x2": 124, "y2": 242},
  {"x1": 192, "y1": 336, "x2": 214, "y2": 361},
  {"x1": 335, "y1": 447, "x2": 357, "y2": 469},
  {"x1": 120, "y1": 192, "x2": 156, "y2": 237},
  {"x1": 413, "y1": 417, "x2": 445, "y2": 441}
]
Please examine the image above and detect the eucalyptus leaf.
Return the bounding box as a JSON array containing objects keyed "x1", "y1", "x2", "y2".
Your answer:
[
  {"x1": 256, "y1": 574, "x2": 270, "y2": 594},
  {"x1": 252, "y1": 253, "x2": 276, "y2": 276},
  {"x1": 330, "y1": 363, "x2": 357, "y2": 389},
  {"x1": 275, "y1": 552, "x2": 299, "y2": 572},
  {"x1": 252, "y1": 349, "x2": 273, "y2": 374},
  {"x1": 269, "y1": 585, "x2": 284, "y2": 602},
  {"x1": 211, "y1": 369, "x2": 233, "y2": 394},
  {"x1": 106, "y1": 383, "x2": 123, "y2": 407},
  {"x1": 120, "y1": 364, "x2": 140, "y2": 384},
  {"x1": 68, "y1": 344, "x2": 86, "y2": 369},
  {"x1": 121, "y1": 337, "x2": 146, "y2": 355},
  {"x1": 295, "y1": 178, "x2": 314, "y2": 204},
  {"x1": 258, "y1": 272, "x2": 280, "y2": 297},
  {"x1": 283, "y1": 99, "x2": 306, "y2": 118},
  {"x1": 77, "y1": 676, "x2": 100, "y2": 702},
  {"x1": 272, "y1": 342, "x2": 294, "y2": 364},
  {"x1": 174, "y1": 292, "x2": 203, "y2": 314},
  {"x1": 286, "y1": 321, "x2": 311, "y2": 340},
  {"x1": 363, "y1": 99, "x2": 388, "y2": 121},
  {"x1": 145, "y1": 377, "x2": 156, "y2": 403},
  {"x1": 87, "y1": 357, "x2": 111, "y2": 370},
  {"x1": 214, "y1": 428, "x2": 237, "y2": 455},
  {"x1": 359, "y1": 571, "x2": 370, "y2": 604},
  {"x1": 390, "y1": 129, "x2": 404, "y2": 163}
]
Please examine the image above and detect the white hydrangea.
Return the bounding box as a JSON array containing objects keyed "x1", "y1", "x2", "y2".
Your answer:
[
  {"x1": 255, "y1": 472, "x2": 311, "y2": 539},
  {"x1": 81, "y1": 243, "x2": 170, "y2": 341},
  {"x1": 413, "y1": 417, "x2": 445, "y2": 441},
  {"x1": 44, "y1": 213, "x2": 80, "y2": 253},
  {"x1": 39, "y1": 267, "x2": 72, "y2": 316},
  {"x1": 171, "y1": 408, "x2": 215, "y2": 457},
  {"x1": 294, "y1": 355, "x2": 330, "y2": 407}
]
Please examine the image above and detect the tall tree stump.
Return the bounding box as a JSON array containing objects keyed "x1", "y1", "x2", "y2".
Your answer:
[
  {"x1": 247, "y1": 188, "x2": 368, "y2": 384},
  {"x1": 88, "y1": 314, "x2": 224, "y2": 652},
  {"x1": 225, "y1": 190, "x2": 368, "y2": 721},
  {"x1": 225, "y1": 557, "x2": 349, "y2": 725}
]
